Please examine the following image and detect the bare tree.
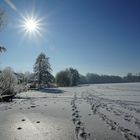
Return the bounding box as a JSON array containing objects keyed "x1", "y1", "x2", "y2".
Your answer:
[
  {"x1": 0, "y1": 45, "x2": 6, "y2": 52},
  {"x1": 0, "y1": 8, "x2": 5, "y2": 30},
  {"x1": 0, "y1": 8, "x2": 6, "y2": 52}
]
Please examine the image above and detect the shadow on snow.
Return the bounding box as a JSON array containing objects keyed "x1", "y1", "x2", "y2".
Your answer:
[{"x1": 34, "y1": 88, "x2": 65, "y2": 94}]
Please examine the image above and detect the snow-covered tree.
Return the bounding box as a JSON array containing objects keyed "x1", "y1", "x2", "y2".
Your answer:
[
  {"x1": 56, "y1": 70, "x2": 70, "y2": 87},
  {"x1": 68, "y1": 68, "x2": 80, "y2": 86},
  {"x1": 56, "y1": 68, "x2": 80, "y2": 87},
  {"x1": 22, "y1": 71, "x2": 31, "y2": 84},
  {"x1": 34, "y1": 53, "x2": 53, "y2": 88},
  {"x1": 0, "y1": 67, "x2": 17, "y2": 95}
]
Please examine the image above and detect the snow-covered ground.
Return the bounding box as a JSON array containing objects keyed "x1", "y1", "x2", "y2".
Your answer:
[{"x1": 0, "y1": 83, "x2": 140, "y2": 140}]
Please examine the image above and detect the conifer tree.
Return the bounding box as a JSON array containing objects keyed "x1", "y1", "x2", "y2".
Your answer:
[{"x1": 34, "y1": 53, "x2": 53, "y2": 88}]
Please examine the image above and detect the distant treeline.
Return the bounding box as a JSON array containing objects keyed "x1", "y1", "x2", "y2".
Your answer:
[
  {"x1": 79, "y1": 73, "x2": 140, "y2": 84},
  {"x1": 55, "y1": 68, "x2": 140, "y2": 87}
]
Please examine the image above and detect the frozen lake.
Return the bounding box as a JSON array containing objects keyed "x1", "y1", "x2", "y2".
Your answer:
[{"x1": 0, "y1": 83, "x2": 140, "y2": 140}]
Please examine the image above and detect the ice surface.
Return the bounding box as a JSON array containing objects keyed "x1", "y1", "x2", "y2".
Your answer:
[{"x1": 0, "y1": 83, "x2": 140, "y2": 140}]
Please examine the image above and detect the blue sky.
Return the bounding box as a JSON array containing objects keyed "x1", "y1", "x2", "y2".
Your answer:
[{"x1": 0, "y1": 0, "x2": 140, "y2": 76}]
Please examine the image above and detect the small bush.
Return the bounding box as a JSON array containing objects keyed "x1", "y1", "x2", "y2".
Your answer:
[{"x1": 0, "y1": 67, "x2": 17, "y2": 96}]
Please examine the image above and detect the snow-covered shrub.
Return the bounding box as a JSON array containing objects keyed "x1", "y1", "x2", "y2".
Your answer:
[{"x1": 0, "y1": 67, "x2": 17, "y2": 95}]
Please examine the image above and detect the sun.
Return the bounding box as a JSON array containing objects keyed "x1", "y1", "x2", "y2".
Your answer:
[
  {"x1": 24, "y1": 18, "x2": 38, "y2": 32},
  {"x1": 22, "y1": 16, "x2": 41, "y2": 34},
  {"x1": 19, "y1": 14, "x2": 44, "y2": 38}
]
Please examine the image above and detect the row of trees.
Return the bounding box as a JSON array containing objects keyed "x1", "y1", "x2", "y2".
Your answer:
[
  {"x1": 79, "y1": 73, "x2": 140, "y2": 84},
  {"x1": 33, "y1": 53, "x2": 140, "y2": 86}
]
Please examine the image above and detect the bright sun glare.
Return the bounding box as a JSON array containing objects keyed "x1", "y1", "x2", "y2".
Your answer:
[
  {"x1": 20, "y1": 15, "x2": 43, "y2": 37},
  {"x1": 24, "y1": 19, "x2": 38, "y2": 32}
]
